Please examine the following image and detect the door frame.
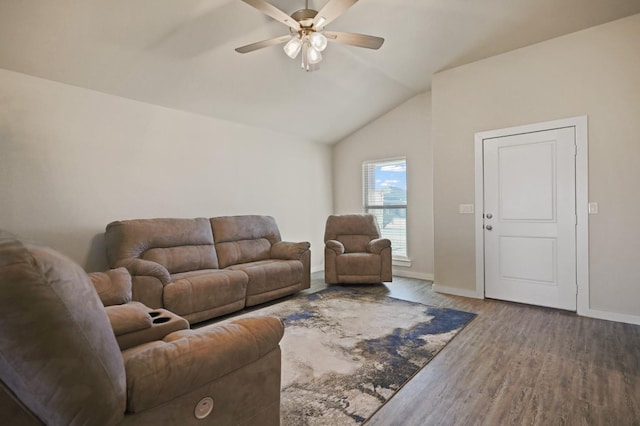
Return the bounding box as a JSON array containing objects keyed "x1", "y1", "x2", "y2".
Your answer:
[{"x1": 474, "y1": 116, "x2": 589, "y2": 314}]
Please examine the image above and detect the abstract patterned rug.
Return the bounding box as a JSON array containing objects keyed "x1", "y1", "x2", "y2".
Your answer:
[{"x1": 239, "y1": 287, "x2": 476, "y2": 425}]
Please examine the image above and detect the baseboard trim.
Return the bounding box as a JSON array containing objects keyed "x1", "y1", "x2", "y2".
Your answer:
[
  {"x1": 392, "y1": 270, "x2": 434, "y2": 281},
  {"x1": 311, "y1": 268, "x2": 434, "y2": 282},
  {"x1": 432, "y1": 283, "x2": 484, "y2": 299},
  {"x1": 311, "y1": 265, "x2": 324, "y2": 274},
  {"x1": 579, "y1": 307, "x2": 640, "y2": 326}
]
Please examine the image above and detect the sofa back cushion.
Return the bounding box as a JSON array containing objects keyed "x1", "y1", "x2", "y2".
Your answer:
[
  {"x1": 210, "y1": 215, "x2": 282, "y2": 269},
  {"x1": 0, "y1": 231, "x2": 126, "y2": 425},
  {"x1": 105, "y1": 218, "x2": 219, "y2": 273},
  {"x1": 324, "y1": 214, "x2": 382, "y2": 253}
]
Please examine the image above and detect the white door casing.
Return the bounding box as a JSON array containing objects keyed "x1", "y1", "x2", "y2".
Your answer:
[{"x1": 483, "y1": 127, "x2": 577, "y2": 310}]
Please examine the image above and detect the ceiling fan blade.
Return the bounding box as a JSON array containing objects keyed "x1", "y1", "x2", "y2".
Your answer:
[
  {"x1": 313, "y1": 0, "x2": 358, "y2": 28},
  {"x1": 240, "y1": 0, "x2": 300, "y2": 31},
  {"x1": 235, "y1": 35, "x2": 291, "y2": 54},
  {"x1": 324, "y1": 31, "x2": 384, "y2": 49}
]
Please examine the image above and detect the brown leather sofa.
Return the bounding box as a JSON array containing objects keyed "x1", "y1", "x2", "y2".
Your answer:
[
  {"x1": 324, "y1": 214, "x2": 392, "y2": 284},
  {"x1": 0, "y1": 231, "x2": 284, "y2": 426},
  {"x1": 105, "y1": 215, "x2": 310, "y2": 324}
]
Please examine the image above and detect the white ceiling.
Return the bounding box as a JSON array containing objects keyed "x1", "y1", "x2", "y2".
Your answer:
[{"x1": 1, "y1": 0, "x2": 639, "y2": 144}]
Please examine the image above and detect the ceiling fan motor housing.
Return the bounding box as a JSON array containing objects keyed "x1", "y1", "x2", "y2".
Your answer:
[{"x1": 291, "y1": 9, "x2": 318, "y2": 30}]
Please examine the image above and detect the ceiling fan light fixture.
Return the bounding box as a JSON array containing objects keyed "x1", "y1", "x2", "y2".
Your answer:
[
  {"x1": 283, "y1": 35, "x2": 303, "y2": 59},
  {"x1": 301, "y1": 41, "x2": 309, "y2": 70},
  {"x1": 236, "y1": 0, "x2": 385, "y2": 71},
  {"x1": 307, "y1": 44, "x2": 323, "y2": 64},
  {"x1": 308, "y1": 32, "x2": 328, "y2": 52}
]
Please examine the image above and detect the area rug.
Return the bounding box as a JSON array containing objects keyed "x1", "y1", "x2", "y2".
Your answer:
[{"x1": 239, "y1": 287, "x2": 476, "y2": 425}]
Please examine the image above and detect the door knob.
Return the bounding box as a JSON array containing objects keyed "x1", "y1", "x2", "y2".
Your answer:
[
  {"x1": 486, "y1": 213, "x2": 493, "y2": 219},
  {"x1": 485, "y1": 225, "x2": 493, "y2": 231}
]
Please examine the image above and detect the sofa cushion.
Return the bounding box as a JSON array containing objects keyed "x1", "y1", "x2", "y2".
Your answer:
[
  {"x1": 142, "y1": 245, "x2": 218, "y2": 274},
  {"x1": 228, "y1": 259, "x2": 303, "y2": 297},
  {"x1": 105, "y1": 218, "x2": 218, "y2": 273},
  {"x1": 215, "y1": 238, "x2": 272, "y2": 269},
  {"x1": 89, "y1": 267, "x2": 132, "y2": 306},
  {"x1": 210, "y1": 216, "x2": 282, "y2": 268},
  {"x1": 164, "y1": 270, "x2": 248, "y2": 318},
  {"x1": 0, "y1": 233, "x2": 126, "y2": 425}
]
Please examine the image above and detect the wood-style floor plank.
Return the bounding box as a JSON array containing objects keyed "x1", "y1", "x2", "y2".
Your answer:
[{"x1": 299, "y1": 273, "x2": 640, "y2": 426}]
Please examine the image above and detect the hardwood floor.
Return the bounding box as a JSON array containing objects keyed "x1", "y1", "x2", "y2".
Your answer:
[{"x1": 302, "y1": 272, "x2": 640, "y2": 426}]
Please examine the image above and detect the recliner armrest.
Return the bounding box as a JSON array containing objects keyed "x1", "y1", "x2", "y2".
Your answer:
[
  {"x1": 105, "y1": 301, "x2": 152, "y2": 336},
  {"x1": 89, "y1": 267, "x2": 132, "y2": 306},
  {"x1": 116, "y1": 258, "x2": 171, "y2": 285},
  {"x1": 367, "y1": 238, "x2": 391, "y2": 254},
  {"x1": 271, "y1": 241, "x2": 311, "y2": 260},
  {"x1": 122, "y1": 316, "x2": 284, "y2": 413},
  {"x1": 325, "y1": 239, "x2": 345, "y2": 255}
]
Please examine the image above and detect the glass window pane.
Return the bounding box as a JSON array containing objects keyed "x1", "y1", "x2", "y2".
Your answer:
[
  {"x1": 363, "y1": 157, "x2": 408, "y2": 258},
  {"x1": 376, "y1": 160, "x2": 406, "y2": 206},
  {"x1": 366, "y1": 207, "x2": 407, "y2": 257}
]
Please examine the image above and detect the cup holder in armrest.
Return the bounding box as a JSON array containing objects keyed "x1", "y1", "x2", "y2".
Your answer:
[{"x1": 115, "y1": 308, "x2": 189, "y2": 351}]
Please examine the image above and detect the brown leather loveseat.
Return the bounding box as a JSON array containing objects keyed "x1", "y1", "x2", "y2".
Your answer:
[{"x1": 105, "y1": 215, "x2": 310, "y2": 324}]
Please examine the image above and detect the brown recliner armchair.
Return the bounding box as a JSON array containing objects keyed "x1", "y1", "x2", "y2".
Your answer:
[
  {"x1": 0, "y1": 231, "x2": 283, "y2": 426},
  {"x1": 324, "y1": 214, "x2": 392, "y2": 284}
]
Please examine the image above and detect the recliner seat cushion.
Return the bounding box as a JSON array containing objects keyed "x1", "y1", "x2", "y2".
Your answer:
[
  {"x1": 0, "y1": 233, "x2": 126, "y2": 426},
  {"x1": 336, "y1": 253, "x2": 382, "y2": 276}
]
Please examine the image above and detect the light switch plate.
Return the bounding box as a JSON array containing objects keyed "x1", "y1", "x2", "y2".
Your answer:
[
  {"x1": 588, "y1": 202, "x2": 598, "y2": 214},
  {"x1": 459, "y1": 204, "x2": 474, "y2": 214}
]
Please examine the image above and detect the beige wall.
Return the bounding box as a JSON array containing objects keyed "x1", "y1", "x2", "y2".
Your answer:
[
  {"x1": 332, "y1": 92, "x2": 434, "y2": 279},
  {"x1": 0, "y1": 69, "x2": 333, "y2": 272},
  {"x1": 432, "y1": 14, "x2": 640, "y2": 316}
]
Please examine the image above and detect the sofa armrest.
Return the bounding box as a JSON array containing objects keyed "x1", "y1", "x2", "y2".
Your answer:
[
  {"x1": 367, "y1": 238, "x2": 391, "y2": 254},
  {"x1": 271, "y1": 241, "x2": 311, "y2": 260},
  {"x1": 325, "y1": 239, "x2": 345, "y2": 255},
  {"x1": 105, "y1": 301, "x2": 152, "y2": 336},
  {"x1": 122, "y1": 316, "x2": 284, "y2": 413},
  {"x1": 88, "y1": 267, "x2": 132, "y2": 306},
  {"x1": 116, "y1": 258, "x2": 171, "y2": 285}
]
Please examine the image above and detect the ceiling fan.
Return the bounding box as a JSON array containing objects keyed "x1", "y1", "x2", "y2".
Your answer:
[{"x1": 235, "y1": 0, "x2": 384, "y2": 71}]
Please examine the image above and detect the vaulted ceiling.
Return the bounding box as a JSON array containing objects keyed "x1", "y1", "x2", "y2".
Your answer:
[{"x1": 1, "y1": 1, "x2": 639, "y2": 143}]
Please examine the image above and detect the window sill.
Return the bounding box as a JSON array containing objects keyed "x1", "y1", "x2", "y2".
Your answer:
[{"x1": 392, "y1": 257, "x2": 412, "y2": 268}]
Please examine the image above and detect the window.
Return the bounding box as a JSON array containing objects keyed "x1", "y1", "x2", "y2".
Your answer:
[{"x1": 363, "y1": 158, "x2": 408, "y2": 258}]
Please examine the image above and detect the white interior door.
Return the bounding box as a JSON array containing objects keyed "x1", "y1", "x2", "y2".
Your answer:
[{"x1": 483, "y1": 127, "x2": 577, "y2": 310}]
